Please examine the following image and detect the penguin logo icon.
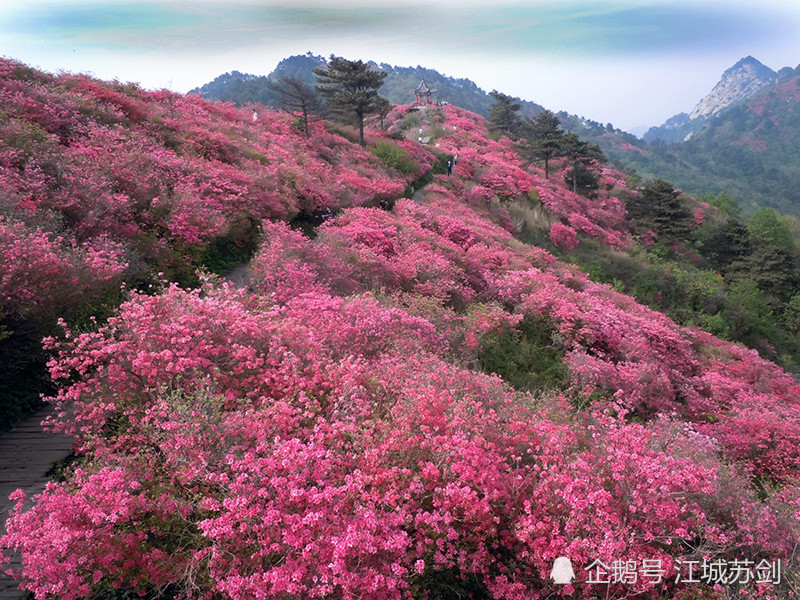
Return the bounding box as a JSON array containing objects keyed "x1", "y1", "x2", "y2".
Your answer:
[{"x1": 550, "y1": 556, "x2": 575, "y2": 584}]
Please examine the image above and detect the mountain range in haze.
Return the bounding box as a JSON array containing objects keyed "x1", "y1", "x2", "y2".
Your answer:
[{"x1": 190, "y1": 52, "x2": 546, "y2": 123}]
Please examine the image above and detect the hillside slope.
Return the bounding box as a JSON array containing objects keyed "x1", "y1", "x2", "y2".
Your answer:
[
  {"x1": 198, "y1": 53, "x2": 800, "y2": 219},
  {"x1": 0, "y1": 58, "x2": 799, "y2": 599}
]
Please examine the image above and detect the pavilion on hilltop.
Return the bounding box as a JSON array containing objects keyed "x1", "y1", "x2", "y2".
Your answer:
[{"x1": 412, "y1": 80, "x2": 437, "y2": 106}]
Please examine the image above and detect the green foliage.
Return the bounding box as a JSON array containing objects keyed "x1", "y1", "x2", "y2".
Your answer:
[
  {"x1": 370, "y1": 140, "x2": 420, "y2": 176},
  {"x1": 477, "y1": 314, "x2": 568, "y2": 394},
  {"x1": 700, "y1": 192, "x2": 741, "y2": 218},
  {"x1": 374, "y1": 96, "x2": 393, "y2": 129},
  {"x1": 564, "y1": 162, "x2": 600, "y2": 196},
  {"x1": 0, "y1": 316, "x2": 49, "y2": 432},
  {"x1": 198, "y1": 216, "x2": 259, "y2": 276},
  {"x1": 783, "y1": 293, "x2": 800, "y2": 328},
  {"x1": 428, "y1": 147, "x2": 451, "y2": 175},
  {"x1": 398, "y1": 110, "x2": 422, "y2": 131},
  {"x1": 728, "y1": 243, "x2": 799, "y2": 302},
  {"x1": 723, "y1": 278, "x2": 776, "y2": 342},
  {"x1": 695, "y1": 216, "x2": 751, "y2": 271},
  {"x1": 627, "y1": 178, "x2": 694, "y2": 242},
  {"x1": 746, "y1": 207, "x2": 797, "y2": 250},
  {"x1": 699, "y1": 313, "x2": 730, "y2": 339},
  {"x1": 561, "y1": 133, "x2": 605, "y2": 193},
  {"x1": 411, "y1": 567, "x2": 489, "y2": 600}
]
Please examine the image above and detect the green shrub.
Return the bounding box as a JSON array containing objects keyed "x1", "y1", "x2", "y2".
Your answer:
[
  {"x1": 370, "y1": 140, "x2": 420, "y2": 176},
  {"x1": 398, "y1": 111, "x2": 422, "y2": 131},
  {"x1": 198, "y1": 216, "x2": 259, "y2": 275},
  {"x1": 0, "y1": 316, "x2": 49, "y2": 432},
  {"x1": 411, "y1": 566, "x2": 489, "y2": 600},
  {"x1": 477, "y1": 314, "x2": 568, "y2": 394},
  {"x1": 428, "y1": 147, "x2": 450, "y2": 175}
]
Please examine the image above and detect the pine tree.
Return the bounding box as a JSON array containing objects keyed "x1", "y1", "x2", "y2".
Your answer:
[
  {"x1": 627, "y1": 179, "x2": 694, "y2": 241},
  {"x1": 561, "y1": 132, "x2": 604, "y2": 194},
  {"x1": 267, "y1": 75, "x2": 324, "y2": 138},
  {"x1": 519, "y1": 110, "x2": 564, "y2": 179},
  {"x1": 488, "y1": 91, "x2": 522, "y2": 139},
  {"x1": 701, "y1": 216, "x2": 751, "y2": 271},
  {"x1": 374, "y1": 96, "x2": 393, "y2": 130},
  {"x1": 313, "y1": 56, "x2": 387, "y2": 146}
]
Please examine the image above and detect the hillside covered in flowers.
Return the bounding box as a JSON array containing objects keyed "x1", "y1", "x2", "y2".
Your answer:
[{"x1": 0, "y1": 57, "x2": 799, "y2": 599}]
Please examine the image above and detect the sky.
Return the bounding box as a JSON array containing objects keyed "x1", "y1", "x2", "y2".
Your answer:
[{"x1": 1, "y1": 0, "x2": 799, "y2": 136}]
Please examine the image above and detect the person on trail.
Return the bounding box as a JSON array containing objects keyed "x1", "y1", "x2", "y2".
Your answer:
[{"x1": 447, "y1": 160, "x2": 452, "y2": 175}]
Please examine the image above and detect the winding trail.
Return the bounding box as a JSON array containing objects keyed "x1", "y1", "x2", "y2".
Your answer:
[
  {"x1": 223, "y1": 261, "x2": 253, "y2": 289},
  {"x1": 0, "y1": 405, "x2": 74, "y2": 599},
  {"x1": 411, "y1": 184, "x2": 427, "y2": 204}
]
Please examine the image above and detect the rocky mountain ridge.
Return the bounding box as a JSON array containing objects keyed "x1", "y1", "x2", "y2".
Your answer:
[
  {"x1": 575, "y1": 61, "x2": 800, "y2": 216},
  {"x1": 689, "y1": 56, "x2": 776, "y2": 120},
  {"x1": 644, "y1": 56, "x2": 787, "y2": 143}
]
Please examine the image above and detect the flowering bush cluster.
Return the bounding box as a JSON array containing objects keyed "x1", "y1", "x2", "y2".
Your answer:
[
  {"x1": 0, "y1": 57, "x2": 426, "y2": 261},
  {"x1": 0, "y1": 216, "x2": 127, "y2": 319},
  {"x1": 7, "y1": 279, "x2": 797, "y2": 599},
  {"x1": 419, "y1": 105, "x2": 633, "y2": 249}
]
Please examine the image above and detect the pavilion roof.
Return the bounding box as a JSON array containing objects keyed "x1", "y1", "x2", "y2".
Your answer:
[{"x1": 413, "y1": 80, "x2": 437, "y2": 94}]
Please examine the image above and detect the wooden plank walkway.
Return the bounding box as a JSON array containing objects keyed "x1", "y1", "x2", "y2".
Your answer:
[{"x1": 0, "y1": 404, "x2": 74, "y2": 600}]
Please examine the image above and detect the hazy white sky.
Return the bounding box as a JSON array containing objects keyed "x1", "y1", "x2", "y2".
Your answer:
[{"x1": 1, "y1": 0, "x2": 799, "y2": 134}]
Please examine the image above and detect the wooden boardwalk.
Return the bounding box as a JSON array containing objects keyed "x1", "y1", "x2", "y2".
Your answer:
[{"x1": 0, "y1": 404, "x2": 74, "y2": 600}]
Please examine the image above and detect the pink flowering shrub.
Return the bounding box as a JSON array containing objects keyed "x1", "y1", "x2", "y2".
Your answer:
[
  {"x1": 549, "y1": 222, "x2": 579, "y2": 251},
  {"x1": 8, "y1": 189, "x2": 799, "y2": 598},
  {"x1": 693, "y1": 206, "x2": 706, "y2": 225},
  {"x1": 0, "y1": 57, "x2": 419, "y2": 275},
  {"x1": 0, "y1": 216, "x2": 126, "y2": 319}
]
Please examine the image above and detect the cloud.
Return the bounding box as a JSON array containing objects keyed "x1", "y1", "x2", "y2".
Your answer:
[
  {"x1": 2, "y1": 1, "x2": 419, "y2": 51},
  {"x1": 427, "y1": 2, "x2": 791, "y2": 57},
  {"x1": 1, "y1": 0, "x2": 794, "y2": 59}
]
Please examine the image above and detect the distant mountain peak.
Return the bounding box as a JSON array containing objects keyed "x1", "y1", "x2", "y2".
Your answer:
[
  {"x1": 689, "y1": 56, "x2": 776, "y2": 121},
  {"x1": 732, "y1": 55, "x2": 761, "y2": 66}
]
